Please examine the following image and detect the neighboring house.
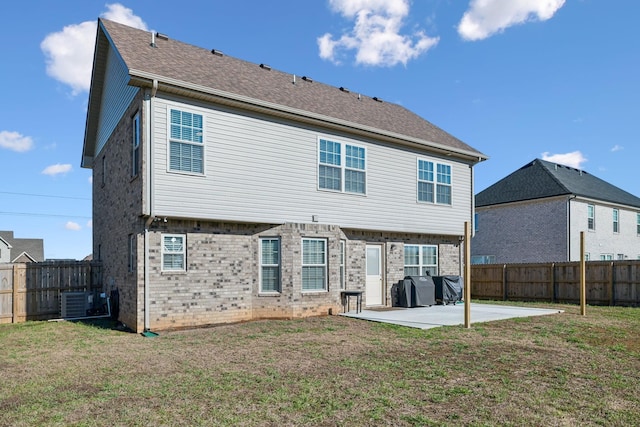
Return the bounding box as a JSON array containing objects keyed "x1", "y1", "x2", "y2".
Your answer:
[
  {"x1": 472, "y1": 159, "x2": 640, "y2": 264},
  {"x1": 81, "y1": 19, "x2": 487, "y2": 333},
  {"x1": 0, "y1": 231, "x2": 45, "y2": 263}
]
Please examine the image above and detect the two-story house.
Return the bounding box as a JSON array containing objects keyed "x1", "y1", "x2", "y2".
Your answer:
[
  {"x1": 472, "y1": 159, "x2": 640, "y2": 264},
  {"x1": 0, "y1": 231, "x2": 45, "y2": 263},
  {"x1": 81, "y1": 19, "x2": 486, "y2": 333}
]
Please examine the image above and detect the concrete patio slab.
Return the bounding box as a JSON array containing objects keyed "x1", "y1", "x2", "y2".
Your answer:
[{"x1": 340, "y1": 303, "x2": 564, "y2": 329}]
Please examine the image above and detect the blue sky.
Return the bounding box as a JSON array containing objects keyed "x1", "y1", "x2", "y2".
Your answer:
[{"x1": 1, "y1": 0, "x2": 638, "y2": 260}]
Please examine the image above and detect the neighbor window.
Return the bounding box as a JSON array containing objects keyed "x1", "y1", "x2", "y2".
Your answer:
[
  {"x1": 471, "y1": 255, "x2": 496, "y2": 265},
  {"x1": 169, "y1": 109, "x2": 203, "y2": 174},
  {"x1": 162, "y1": 234, "x2": 185, "y2": 271},
  {"x1": 617, "y1": 254, "x2": 625, "y2": 260},
  {"x1": 613, "y1": 209, "x2": 619, "y2": 233},
  {"x1": 404, "y1": 245, "x2": 438, "y2": 276},
  {"x1": 637, "y1": 213, "x2": 640, "y2": 235},
  {"x1": 128, "y1": 234, "x2": 135, "y2": 273},
  {"x1": 584, "y1": 253, "x2": 590, "y2": 261},
  {"x1": 417, "y1": 159, "x2": 452, "y2": 205},
  {"x1": 132, "y1": 112, "x2": 140, "y2": 177},
  {"x1": 600, "y1": 254, "x2": 613, "y2": 261},
  {"x1": 339, "y1": 240, "x2": 346, "y2": 290},
  {"x1": 587, "y1": 204, "x2": 595, "y2": 230},
  {"x1": 260, "y1": 238, "x2": 280, "y2": 293},
  {"x1": 302, "y1": 238, "x2": 327, "y2": 291},
  {"x1": 318, "y1": 138, "x2": 366, "y2": 194}
]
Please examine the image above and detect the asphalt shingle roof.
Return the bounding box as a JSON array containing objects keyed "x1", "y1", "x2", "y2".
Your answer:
[
  {"x1": 97, "y1": 19, "x2": 485, "y2": 158},
  {"x1": 476, "y1": 159, "x2": 640, "y2": 209}
]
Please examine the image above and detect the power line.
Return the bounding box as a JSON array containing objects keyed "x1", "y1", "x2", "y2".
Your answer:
[
  {"x1": 0, "y1": 191, "x2": 90, "y2": 201},
  {"x1": 0, "y1": 211, "x2": 91, "y2": 219}
]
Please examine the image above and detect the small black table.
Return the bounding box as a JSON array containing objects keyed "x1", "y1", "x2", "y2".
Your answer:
[{"x1": 341, "y1": 290, "x2": 363, "y2": 313}]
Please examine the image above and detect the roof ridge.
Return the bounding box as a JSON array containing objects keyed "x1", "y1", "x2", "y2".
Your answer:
[{"x1": 535, "y1": 158, "x2": 572, "y2": 194}]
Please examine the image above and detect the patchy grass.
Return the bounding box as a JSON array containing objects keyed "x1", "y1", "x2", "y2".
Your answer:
[{"x1": 1, "y1": 303, "x2": 639, "y2": 426}]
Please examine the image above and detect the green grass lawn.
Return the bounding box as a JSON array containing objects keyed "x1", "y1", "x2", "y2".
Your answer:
[{"x1": 1, "y1": 302, "x2": 639, "y2": 426}]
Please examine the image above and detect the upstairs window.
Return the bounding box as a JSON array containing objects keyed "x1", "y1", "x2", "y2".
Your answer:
[
  {"x1": 417, "y1": 160, "x2": 452, "y2": 205},
  {"x1": 169, "y1": 109, "x2": 203, "y2": 174},
  {"x1": 318, "y1": 138, "x2": 366, "y2": 195},
  {"x1": 637, "y1": 213, "x2": 640, "y2": 235},
  {"x1": 587, "y1": 204, "x2": 595, "y2": 230},
  {"x1": 613, "y1": 209, "x2": 619, "y2": 233},
  {"x1": 404, "y1": 244, "x2": 438, "y2": 276},
  {"x1": 132, "y1": 112, "x2": 140, "y2": 177}
]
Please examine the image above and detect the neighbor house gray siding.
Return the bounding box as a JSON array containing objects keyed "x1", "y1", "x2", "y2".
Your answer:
[{"x1": 150, "y1": 94, "x2": 473, "y2": 236}]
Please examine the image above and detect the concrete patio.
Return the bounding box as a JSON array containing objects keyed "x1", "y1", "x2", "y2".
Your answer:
[{"x1": 340, "y1": 303, "x2": 564, "y2": 329}]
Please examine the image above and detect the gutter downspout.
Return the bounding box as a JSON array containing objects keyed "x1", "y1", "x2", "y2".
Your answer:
[
  {"x1": 143, "y1": 79, "x2": 159, "y2": 336},
  {"x1": 567, "y1": 195, "x2": 577, "y2": 261}
]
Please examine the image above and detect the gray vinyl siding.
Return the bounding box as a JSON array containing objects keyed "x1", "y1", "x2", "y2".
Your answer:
[
  {"x1": 95, "y1": 46, "x2": 139, "y2": 156},
  {"x1": 151, "y1": 95, "x2": 472, "y2": 236}
]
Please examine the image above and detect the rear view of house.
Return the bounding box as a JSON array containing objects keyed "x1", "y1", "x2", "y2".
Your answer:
[
  {"x1": 472, "y1": 159, "x2": 640, "y2": 264},
  {"x1": 81, "y1": 19, "x2": 486, "y2": 333}
]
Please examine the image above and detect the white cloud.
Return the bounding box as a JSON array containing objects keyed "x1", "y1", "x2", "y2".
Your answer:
[
  {"x1": 318, "y1": 0, "x2": 439, "y2": 66},
  {"x1": 42, "y1": 163, "x2": 73, "y2": 176},
  {"x1": 611, "y1": 144, "x2": 624, "y2": 152},
  {"x1": 458, "y1": 0, "x2": 566, "y2": 41},
  {"x1": 88, "y1": 176, "x2": 93, "y2": 184},
  {"x1": 541, "y1": 151, "x2": 587, "y2": 169},
  {"x1": 0, "y1": 131, "x2": 34, "y2": 152},
  {"x1": 65, "y1": 221, "x2": 82, "y2": 231},
  {"x1": 40, "y1": 3, "x2": 147, "y2": 95},
  {"x1": 86, "y1": 220, "x2": 93, "y2": 228}
]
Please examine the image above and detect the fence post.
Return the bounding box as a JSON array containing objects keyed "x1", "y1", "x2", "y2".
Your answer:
[
  {"x1": 502, "y1": 264, "x2": 507, "y2": 301},
  {"x1": 609, "y1": 262, "x2": 615, "y2": 306},
  {"x1": 551, "y1": 263, "x2": 556, "y2": 303}
]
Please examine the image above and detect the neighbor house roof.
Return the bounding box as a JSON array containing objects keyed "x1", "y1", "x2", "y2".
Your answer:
[
  {"x1": 0, "y1": 231, "x2": 45, "y2": 262},
  {"x1": 476, "y1": 159, "x2": 640, "y2": 209},
  {"x1": 83, "y1": 19, "x2": 486, "y2": 167}
]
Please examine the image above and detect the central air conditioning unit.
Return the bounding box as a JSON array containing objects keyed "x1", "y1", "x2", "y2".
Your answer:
[{"x1": 60, "y1": 291, "x2": 93, "y2": 318}]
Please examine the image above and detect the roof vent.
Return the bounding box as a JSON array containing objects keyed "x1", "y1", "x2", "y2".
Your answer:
[
  {"x1": 211, "y1": 49, "x2": 224, "y2": 57},
  {"x1": 155, "y1": 32, "x2": 169, "y2": 40},
  {"x1": 302, "y1": 76, "x2": 313, "y2": 82},
  {"x1": 373, "y1": 96, "x2": 383, "y2": 102},
  {"x1": 150, "y1": 31, "x2": 156, "y2": 48},
  {"x1": 260, "y1": 63, "x2": 271, "y2": 70},
  {"x1": 339, "y1": 87, "x2": 350, "y2": 93}
]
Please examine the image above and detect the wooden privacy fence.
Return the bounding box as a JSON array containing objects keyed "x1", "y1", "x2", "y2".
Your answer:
[
  {"x1": 471, "y1": 261, "x2": 640, "y2": 306},
  {"x1": 0, "y1": 261, "x2": 102, "y2": 323}
]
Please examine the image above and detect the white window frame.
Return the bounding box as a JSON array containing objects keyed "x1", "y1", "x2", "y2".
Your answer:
[
  {"x1": 128, "y1": 234, "x2": 135, "y2": 273},
  {"x1": 317, "y1": 138, "x2": 366, "y2": 195},
  {"x1": 600, "y1": 254, "x2": 613, "y2": 261},
  {"x1": 162, "y1": 234, "x2": 186, "y2": 271},
  {"x1": 637, "y1": 213, "x2": 640, "y2": 235},
  {"x1": 587, "y1": 204, "x2": 595, "y2": 230},
  {"x1": 404, "y1": 244, "x2": 438, "y2": 276},
  {"x1": 168, "y1": 107, "x2": 204, "y2": 175},
  {"x1": 302, "y1": 238, "x2": 327, "y2": 292},
  {"x1": 132, "y1": 111, "x2": 140, "y2": 177},
  {"x1": 339, "y1": 240, "x2": 346, "y2": 290},
  {"x1": 417, "y1": 159, "x2": 452, "y2": 205},
  {"x1": 613, "y1": 209, "x2": 619, "y2": 233},
  {"x1": 259, "y1": 238, "x2": 281, "y2": 293}
]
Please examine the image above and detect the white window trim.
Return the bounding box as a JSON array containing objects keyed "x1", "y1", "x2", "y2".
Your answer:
[
  {"x1": 301, "y1": 238, "x2": 328, "y2": 292},
  {"x1": 162, "y1": 233, "x2": 186, "y2": 272},
  {"x1": 259, "y1": 238, "x2": 281, "y2": 294},
  {"x1": 166, "y1": 106, "x2": 206, "y2": 176},
  {"x1": 339, "y1": 240, "x2": 346, "y2": 290},
  {"x1": 637, "y1": 213, "x2": 640, "y2": 235},
  {"x1": 587, "y1": 204, "x2": 595, "y2": 231},
  {"x1": 132, "y1": 111, "x2": 140, "y2": 178},
  {"x1": 404, "y1": 244, "x2": 439, "y2": 276},
  {"x1": 613, "y1": 208, "x2": 619, "y2": 234},
  {"x1": 317, "y1": 137, "x2": 367, "y2": 196},
  {"x1": 416, "y1": 158, "x2": 452, "y2": 206}
]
